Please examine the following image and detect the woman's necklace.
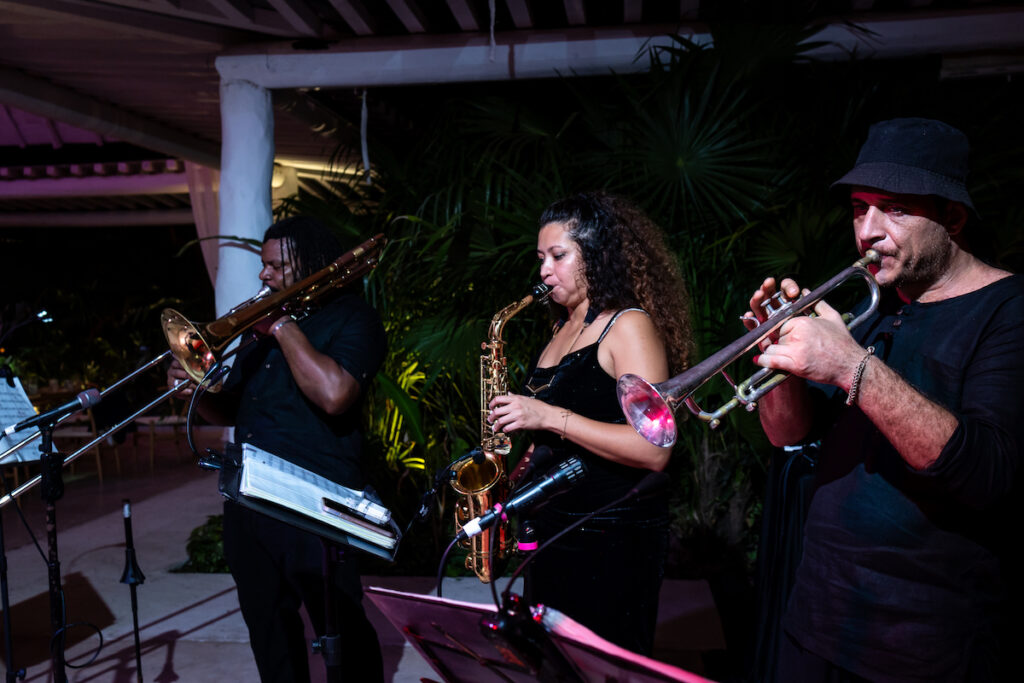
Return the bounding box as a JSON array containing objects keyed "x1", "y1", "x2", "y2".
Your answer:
[
  {"x1": 524, "y1": 307, "x2": 599, "y2": 396},
  {"x1": 562, "y1": 318, "x2": 591, "y2": 356}
]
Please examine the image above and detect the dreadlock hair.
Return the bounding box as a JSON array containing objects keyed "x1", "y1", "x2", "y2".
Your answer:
[
  {"x1": 263, "y1": 216, "x2": 344, "y2": 280},
  {"x1": 539, "y1": 192, "x2": 694, "y2": 375}
]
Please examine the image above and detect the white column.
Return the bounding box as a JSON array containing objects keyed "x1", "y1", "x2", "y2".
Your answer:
[{"x1": 215, "y1": 78, "x2": 273, "y2": 316}]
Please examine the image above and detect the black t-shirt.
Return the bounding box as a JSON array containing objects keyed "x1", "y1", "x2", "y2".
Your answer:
[
  {"x1": 221, "y1": 293, "x2": 386, "y2": 488},
  {"x1": 784, "y1": 275, "x2": 1024, "y2": 681}
]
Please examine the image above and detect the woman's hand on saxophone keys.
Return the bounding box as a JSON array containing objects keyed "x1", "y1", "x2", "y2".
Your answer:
[{"x1": 488, "y1": 394, "x2": 557, "y2": 434}]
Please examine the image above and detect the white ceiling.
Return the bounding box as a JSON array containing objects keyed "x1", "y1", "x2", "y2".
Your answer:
[{"x1": 1, "y1": 0, "x2": 1022, "y2": 227}]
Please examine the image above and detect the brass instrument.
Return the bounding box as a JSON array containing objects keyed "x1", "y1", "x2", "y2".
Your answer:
[
  {"x1": 1, "y1": 234, "x2": 386, "y2": 507},
  {"x1": 618, "y1": 250, "x2": 881, "y2": 447},
  {"x1": 163, "y1": 233, "x2": 385, "y2": 389},
  {"x1": 452, "y1": 282, "x2": 551, "y2": 583}
]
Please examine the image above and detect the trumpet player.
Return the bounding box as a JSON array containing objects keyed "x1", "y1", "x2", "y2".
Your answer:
[
  {"x1": 745, "y1": 119, "x2": 1024, "y2": 682},
  {"x1": 168, "y1": 216, "x2": 387, "y2": 683}
]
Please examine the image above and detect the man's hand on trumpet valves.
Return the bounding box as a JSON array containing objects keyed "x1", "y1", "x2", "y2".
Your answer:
[
  {"x1": 752, "y1": 297, "x2": 867, "y2": 391},
  {"x1": 742, "y1": 276, "x2": 805, "y2": 350}
]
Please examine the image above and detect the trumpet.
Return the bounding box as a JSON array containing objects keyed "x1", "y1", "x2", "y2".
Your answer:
[
  {"x1": 617, "y1": 250, "x2": 881, "y2": 447},
  {"x1": 1, "y1": 234, "x2": 385, "y2": 507}
]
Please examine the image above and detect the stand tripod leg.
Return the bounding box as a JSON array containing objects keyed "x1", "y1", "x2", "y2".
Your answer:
[
  {"x1": 311, "y1": 543, "x2": 342, "y2": 680},
  {"x1": 0, "y1": 503, "x2": 26, "y2": 682},
  {"x1": 39, "y1": 443, "x2": 67, "y2": 683}
]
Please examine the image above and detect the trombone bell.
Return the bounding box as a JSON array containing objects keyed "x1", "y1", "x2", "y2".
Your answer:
[{"x1": 161, "y1": 309, "x2": 222, "y2": 391}]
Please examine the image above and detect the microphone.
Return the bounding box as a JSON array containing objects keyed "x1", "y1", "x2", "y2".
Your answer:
[
  {"x1": 457, "y1": 456, "x2": 586, "y2": 541},
  {"x1": 509, "y1": 445, "x2": 557, "y2": 490},
  {"x1": 3, "y1": 388, "x2": 102, "y2": 436}
]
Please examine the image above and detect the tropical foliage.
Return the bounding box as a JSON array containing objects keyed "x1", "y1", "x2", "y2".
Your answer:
[{"x1": 268, "y1": 23, "x2": 1024, "y2": 584}]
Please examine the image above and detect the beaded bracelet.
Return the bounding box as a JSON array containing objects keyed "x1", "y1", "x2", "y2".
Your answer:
[
  {"x1": 270, "y1": 315, "x2": 297, "y2": 336},
  {"x1": 845, "y1": 346, "x2": 875, "y2": 406}
]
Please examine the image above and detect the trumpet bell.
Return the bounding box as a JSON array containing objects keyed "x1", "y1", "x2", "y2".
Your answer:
[
  {"x1": 161, "y1": 309, "x2": 223, "y2": 391},
  {"x1": 617, "y1": 373, "x2": 677, "y2": 448}
]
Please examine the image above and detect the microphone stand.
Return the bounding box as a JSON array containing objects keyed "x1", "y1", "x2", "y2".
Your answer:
[
  {"x1": 120, "y1": 500, "x2": 146, "y2": 683},
  {"x1": 0, "y1": 478, "x2": 25, "y2": 682},
  {"x1": 38, "y1": 422, "x2": 68, "y2": 683},
  {"x1": 1, "y1": 369, "x2": 26, "y2": 681}
]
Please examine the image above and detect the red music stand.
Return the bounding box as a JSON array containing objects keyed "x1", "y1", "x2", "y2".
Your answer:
[{"x1": 365, "y1": 586, "x2": 716, "y2": 683}]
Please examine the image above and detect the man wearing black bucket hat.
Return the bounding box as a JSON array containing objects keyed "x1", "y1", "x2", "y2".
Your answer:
[{"x1": 745, "y1": 118, "x2": 1024, "y2": 681}]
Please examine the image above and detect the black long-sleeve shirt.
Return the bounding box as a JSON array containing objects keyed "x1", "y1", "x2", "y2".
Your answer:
[{"x1": 784, "y1": 274, "x2": 1024, "y2": 682}]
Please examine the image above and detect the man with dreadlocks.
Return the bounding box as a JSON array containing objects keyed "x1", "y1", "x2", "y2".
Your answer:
[{"x1": 169, "y1": 216, "x2": 387, "y2": 682}]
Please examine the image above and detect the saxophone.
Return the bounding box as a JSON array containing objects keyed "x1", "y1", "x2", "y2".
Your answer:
[{"x1": 451, "y1": 282, "x2": 551, "y2": 582}]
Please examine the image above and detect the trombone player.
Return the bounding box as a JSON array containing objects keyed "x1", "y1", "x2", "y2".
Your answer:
[
  {"x1": 168, "y1": 216, "x2": 387, "y2": 683},
  {"x1": 745, "y1": 119, "x2": 1024, "y2": 681}
]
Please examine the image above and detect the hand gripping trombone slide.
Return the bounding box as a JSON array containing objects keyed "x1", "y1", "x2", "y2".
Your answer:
[
  {"x1": 0, "y1": 234, "x2": 386, "y2": 507},
  {"x1": 617, "y1": 250, "x2": 881, "y2": 447}
]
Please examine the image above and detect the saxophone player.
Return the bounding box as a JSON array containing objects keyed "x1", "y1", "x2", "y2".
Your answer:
[{"x1": 487, "y1": 192, "x2": 694, "y2": 655}]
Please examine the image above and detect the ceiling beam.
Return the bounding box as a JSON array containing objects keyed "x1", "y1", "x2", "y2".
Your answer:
[
  {"x1": 0, "y1": 0, "x2": 254, "y2": 48},
  {"x1": 0, "y1": 105, "x2": 28, "y2": 147},
  {"x1": 504, "y1": 0, "x2": 531, "y2": 28},
  {"x1": 563, "y1": 0, "x2": 585, "y2": 26},
  {"x1": 266, "y1": 0, "x2": 322, "y2": 36},
  {"x1": 0, "y1": 66, "x2": 220, "y2": 168},
  {"x1": 208, "y1": 0, "x2": 253, "y2": 24},
  {"x1": 446, "y1": 0, "x2": 479, "y2": 32},
  {"x1": 386, "y1": 0, "x2": 427, "y2": 34},
  {"x1": 326, "y1": 0, "x2": 374, "y2": 35},
  {"x1": 806, "y1": 8, "x2": 1024, "y2": 60},
  {"x1": 216, "y1": 9, "x2": 1024, "y2": 90},
  {"x1": 0, "y1": 171, "x2": 189, "y2": 198},
  {"x1": 0, "y1": 209, "x2": 195, "y2": 228},
  {"x1": 624, "y1": 0, "x2": 642, "y2": 23},
  {"x1": 217, "y1": 26, "x2": 705, "y2": 88}
]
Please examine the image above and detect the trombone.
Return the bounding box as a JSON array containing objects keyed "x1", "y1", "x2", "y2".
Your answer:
[
  {"x1": 0, "y1": 233, "x2": 386, "y2": 507},
  {"x1": 617, "y1": 250, "x2": 881, "y2": 447}
]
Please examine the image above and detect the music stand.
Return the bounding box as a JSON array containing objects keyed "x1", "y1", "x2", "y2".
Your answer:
[
  {"x1": 365, "y1": 586, "x2": 717, "y2": 683},
  {"x1": 0, "y1": 373, "x2": 41, "y2": 682},
  {"x1": 0, "y1": 374, "x2": 42, "y2": 466}
]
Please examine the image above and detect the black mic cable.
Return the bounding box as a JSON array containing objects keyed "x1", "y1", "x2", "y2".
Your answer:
[{"x1": 500, "y1": 469, "x2": 670, "y2": 607}]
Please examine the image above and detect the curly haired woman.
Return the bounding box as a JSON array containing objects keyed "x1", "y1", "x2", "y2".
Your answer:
[{"x1": 488, "y1": 191, "x2": 692, "y2": 654}]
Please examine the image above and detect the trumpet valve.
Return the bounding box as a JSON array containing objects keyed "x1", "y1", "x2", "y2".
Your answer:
[{"x1": 760, "y1": 290, "x2": 793, "y2": 318}]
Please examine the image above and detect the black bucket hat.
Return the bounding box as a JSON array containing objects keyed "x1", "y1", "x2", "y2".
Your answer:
[{"x1": 831, "y1": 117, "x2": 975, "y2": 213}]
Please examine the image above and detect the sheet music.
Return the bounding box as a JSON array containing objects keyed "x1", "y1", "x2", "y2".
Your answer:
[
  {"x1": 0, "y1": 376, "x2": 41, "y2": 464},
  {"x1": 238, "y1": 443, "x2": 397, "y2": 550}
]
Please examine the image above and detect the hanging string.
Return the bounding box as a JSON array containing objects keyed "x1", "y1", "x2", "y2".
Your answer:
[
  {"x1": 488, "y1": 0, "x2": 496, "y2": 62},
  {"x1": 360, "y1": 89, "x2": 371, "y2": 185}
]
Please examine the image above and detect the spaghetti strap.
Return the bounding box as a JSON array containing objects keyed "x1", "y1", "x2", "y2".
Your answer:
[{"x1": 597, "y1": 308, "x2": 646, "y2": 343}]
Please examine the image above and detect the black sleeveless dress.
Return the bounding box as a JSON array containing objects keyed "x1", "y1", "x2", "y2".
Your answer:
[{"x1": 522, "y1": 310, "x2": 669, "y2": 655}]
